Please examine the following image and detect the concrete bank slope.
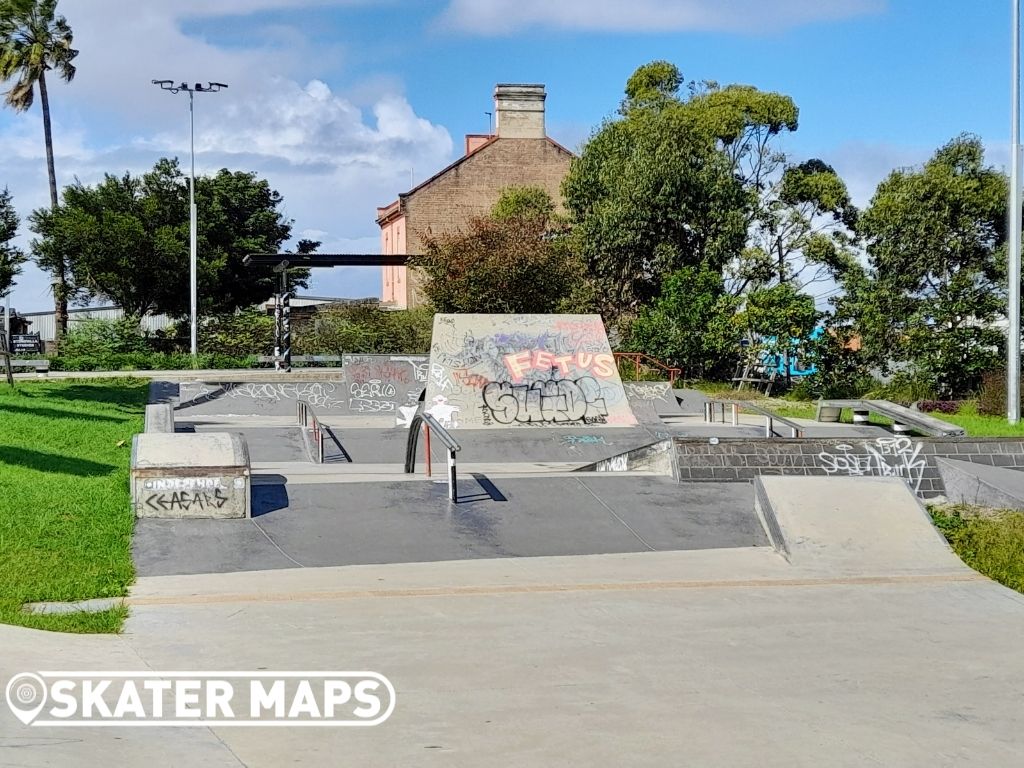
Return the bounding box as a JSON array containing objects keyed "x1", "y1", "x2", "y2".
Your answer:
[{"x1": 754, "y1": 475, "x2": 968, "y2": 577}]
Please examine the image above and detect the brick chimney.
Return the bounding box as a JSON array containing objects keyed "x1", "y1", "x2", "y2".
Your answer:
[{"x1": 494, "y1": 84, "x2": 546, "y2": 139}]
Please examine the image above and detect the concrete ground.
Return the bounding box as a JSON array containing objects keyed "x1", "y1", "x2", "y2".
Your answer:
[
  {"x1": 3, "y1": 540, "x2": 1024, "y2": 766},
  {"x1": 133, "y1": 477, "x2": 765, "y2": 576}
]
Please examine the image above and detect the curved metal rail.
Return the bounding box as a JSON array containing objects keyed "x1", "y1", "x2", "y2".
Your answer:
[{"x1": 405, "y1": 411, "x2": 462, "y2": 502}]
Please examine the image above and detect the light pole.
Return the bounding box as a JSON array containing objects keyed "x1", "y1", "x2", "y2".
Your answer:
[
  {"x1": 151, "y1": 80, "x2": 228, "y2": 358},
  {"x1": 1010, "y1": 3, "x2": 1022, "y2": 423}
]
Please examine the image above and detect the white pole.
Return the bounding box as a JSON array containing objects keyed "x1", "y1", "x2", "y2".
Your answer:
[
  {"x1": 189, "y1": 88, "x2": 198, "y2": 360},
  {"x1": 1010, "y1": 0, "x2": 1022, "y2": 423}
]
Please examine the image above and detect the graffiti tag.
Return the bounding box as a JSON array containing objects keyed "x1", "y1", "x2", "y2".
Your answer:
[
  {"x1": 818, "y1": 437, "x2": 927, "y2": 491},
  {"x1": 482, "y1": 377, "x2": 609, "y2": 425},
  {"x1": 502, "y1": 350, "x2": 617, "y2": 382},
  {"x1": 144, "y1": 488, "x2": 228, "y2": 513}
]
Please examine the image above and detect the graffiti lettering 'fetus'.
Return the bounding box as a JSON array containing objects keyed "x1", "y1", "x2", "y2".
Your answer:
[{"x1": 502, "y1": 350, "x2": 617, "y2": 382}]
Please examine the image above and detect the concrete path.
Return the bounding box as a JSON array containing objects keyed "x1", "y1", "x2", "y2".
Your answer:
[
  {"x1": 5, "y1": 479, "x2": 1024, "y2": 765},
  {"x1": 3, "y1": 543, "x2": 1023, "y2": 766}
]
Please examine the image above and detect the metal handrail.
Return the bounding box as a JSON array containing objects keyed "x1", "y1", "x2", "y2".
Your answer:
[
  {"x1": 613, "y1": 351, "x2": 682, "y2": 386},
  {"x1": 405, "y1": 410, "x2": 462, "y2": 502},
  {"x1": 297, "y1": 400, "x2": 325, "y2": 463},
  {"x1": 704, "y1": 399, "x2": 804, "y2": 438}
]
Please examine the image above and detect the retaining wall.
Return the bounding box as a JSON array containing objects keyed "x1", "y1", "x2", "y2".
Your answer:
[{"x1": 673, "y1": 436, "x2": 1024, "y2": 498}]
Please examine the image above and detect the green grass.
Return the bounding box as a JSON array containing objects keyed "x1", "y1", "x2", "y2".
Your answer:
[
  {"x1": 764, "y1": 401, "x2": 816, "y2": 420},
  {"x1": 931, "y1": 505, "x2": 1024, "y2": 594},
  {"x1": 0, "y1": 379, "x2": 146, "y2": 632},
  {"x1": 924, "y1": 401, "x2": 1024, "y2": 437}
]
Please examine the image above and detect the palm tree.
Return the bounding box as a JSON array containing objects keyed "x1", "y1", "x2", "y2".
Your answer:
[{"x1": 0, "y1": 0, "x2": 76, "y2": 344}]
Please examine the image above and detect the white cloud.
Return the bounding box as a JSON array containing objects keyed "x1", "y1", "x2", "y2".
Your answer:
[
  {"x1": 1, "y1": 1, "x2": 453, "y2": 311},
  {"x1": 438, "y1": 0, "x2": 884, "y2": 35}
]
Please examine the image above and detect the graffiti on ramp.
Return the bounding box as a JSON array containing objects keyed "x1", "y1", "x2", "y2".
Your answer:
[{"x1": 424, "y1": 314, "x2": 637, "y2": 429}]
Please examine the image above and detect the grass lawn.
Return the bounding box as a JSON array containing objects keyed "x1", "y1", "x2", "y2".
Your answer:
[
  {"x1": 930, "y1": 505, "x2": 1024, "y2": 594},
  {"x1": 0, "y1": 379, "x2": 147, "y2": 632},
  {"x1": 924, "y1": 402, "x2": 1024, "y2": 438}
]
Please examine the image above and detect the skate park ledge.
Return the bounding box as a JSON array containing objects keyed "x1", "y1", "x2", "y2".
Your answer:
[{"x1": 131, "y1": 432, "x2": 251, "y2": 519}]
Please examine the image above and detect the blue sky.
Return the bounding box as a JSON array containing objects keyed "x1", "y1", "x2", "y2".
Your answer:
[{"x1": 0, "y1": 0, "x2": 1016, "y2": 311}]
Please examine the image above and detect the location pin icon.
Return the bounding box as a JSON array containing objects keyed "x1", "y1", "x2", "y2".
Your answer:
[{"x1": 5, "y1": 673, "x2": 48, "y2": 725}]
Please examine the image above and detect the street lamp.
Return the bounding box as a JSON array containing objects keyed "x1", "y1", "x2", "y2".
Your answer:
[{"x1": 151, "y1": 80, "x2": 228, "y2": 358}]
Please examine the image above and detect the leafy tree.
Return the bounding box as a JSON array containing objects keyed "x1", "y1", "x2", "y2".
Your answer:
[
  {"x1": 625, "y1": 265, "x2": 741, "y2": 379},
  {"x1": 490, "y1": 184, "x2": 556, "y2": 222},
  {"x1": 0, "y1": 0, "x2": 77, "y2": 342},
  {"x1": 563, "y1": 67, "x2": 748, "y2": 320},
  {"x1": 737, "y1": 283, "x2": 820, "y2": 367},
  {"x1": 0, "y1": 186, "x2": 25, "y2": 296},
  {"x1": 29, "y1": 158, "x2": 310, "y2": 321},
  {"x1": 730, "y1": 159, "x2": 859, "y2": 296},
  {"x1": 621, "y1": 59, "x2": 684, "y2": 112},
  {"x1": 192, "y1": 167, "x2": 312, "y2": 318},
  {"x1": 686, "y1": 83, "x2": 798, "y2": 205},
  {"x1": 565, "y1": 59, "x2": 853, "y2": 384},
  {"x1": 413, "y1": 186, "x2": 577, "y2": 314},
  {"x1": 852, "y1": 134, "x2": 1007, "y2": 397},
  {"x1": 680, "y1": 83, "x2": 858, "y2": 297}
]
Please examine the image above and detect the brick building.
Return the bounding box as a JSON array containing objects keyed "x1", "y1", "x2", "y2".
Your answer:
[{"x1": 377, "y1": 84, "x2": 573, "y2": 308}]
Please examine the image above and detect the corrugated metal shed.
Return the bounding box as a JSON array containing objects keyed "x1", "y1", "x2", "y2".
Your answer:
[{"x1": 21, "y1": 306, "x2": 175, "y2": 341}]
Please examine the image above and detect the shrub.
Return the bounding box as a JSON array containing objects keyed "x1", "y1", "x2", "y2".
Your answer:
[
  {"x1": 201, "y1": 310, "x2": 274, "y2": 358},
  {"x1": 50, "y1": 352, "x2": 255, "y2": 372},
  {"x1": 785, "y1": 329, "x2": 876, "y2": 401},
  {"x1": 977, "y1": 369, "x2": 1020, "y2": 416},
  {"x1": 295, "y1": 305, "x2": 433, "y2": 356},
  {"x1": 916, "y1": 400, "x2": 962, "y2": 414},
  {"x1": 865, "y1": 369, "x2": 937, "y2": 405},
  {"x1": 930, "y1": 506, "x2": 1024, "y2": 594},
  {"x1": 59, "y1": 317, "x2": 150, "y2": 358}
]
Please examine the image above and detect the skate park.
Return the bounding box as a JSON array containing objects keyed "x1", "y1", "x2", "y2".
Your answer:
[
  {"x1": 130, "y1": 313, "x2": 1013, "y2": 579},
  {"x1": 5, "y1": 313, "x2": 1024, "y2": 766}
]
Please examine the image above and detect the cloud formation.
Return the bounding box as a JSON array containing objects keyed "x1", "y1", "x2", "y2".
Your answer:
[
  {"x1": 438, "y1": 0, "x2": 884, "y2": 35},
  {"x1": 2, "y1": 1, "x2": 452, "y2": 310}
]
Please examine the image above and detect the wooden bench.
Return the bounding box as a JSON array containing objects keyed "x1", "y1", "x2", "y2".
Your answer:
[{"x1": 815, "y1": 398, "x2": 964, "y2": 437}]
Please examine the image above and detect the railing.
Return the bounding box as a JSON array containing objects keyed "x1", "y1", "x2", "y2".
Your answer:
[
  {"x1": 405, "y1": 410, "x2": 462, "y2": 502},
  {"x1": 614, "y1": 352, "x2": 682, "y2": 386},
  {"x1": 297, "y1": 400, "x2": 325, "y2": 464},
  {"x1": 257, "y1": 354, "x2": 343, "y2": 366},
  {"x1": 704, "y1": 399, "x2": 804, "y2": 438}
]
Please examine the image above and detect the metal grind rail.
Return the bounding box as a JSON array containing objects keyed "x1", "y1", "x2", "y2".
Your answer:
[
  {"x1": 405, "y1": 411, "x2": 462, "y2": 502},
  {"x1": 704, "y1": 399, "x2": 804, "y2": 438},
  {"x1": 297, "y1": 400, "x2": 325, "y2": 464}
]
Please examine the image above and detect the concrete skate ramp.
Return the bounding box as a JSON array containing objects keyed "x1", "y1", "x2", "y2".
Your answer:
[
  {"x1": 755, "y1": 476, "x2": 968, "y2": 576},
  {"x1": 936, "y1": 457, "x2": 1024, "y2": 510},
  {"x1": 623, "y1": 381, "x2": 679, "y2": 425},
  {"x1": 425, "y1": 314, "x2": 637, "y2": 429}
]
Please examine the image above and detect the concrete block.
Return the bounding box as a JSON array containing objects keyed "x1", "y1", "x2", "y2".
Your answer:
[
  {"x1": 144, "y1": 403, "x2": 175, "y2": 433},
  {"x1": 935, "y1": 457, "x2": 1024, "y2": 510},
  {"x1": 131, "y1": 432, "x2": 251, "y2": 519}
]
